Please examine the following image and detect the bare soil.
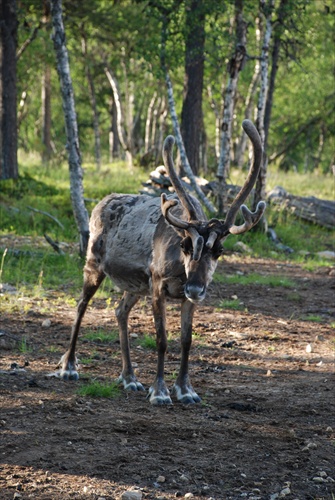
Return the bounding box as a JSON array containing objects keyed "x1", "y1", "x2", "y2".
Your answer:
[{"x1": 1, "y1": 255, "x2": 334, "y2": 500}]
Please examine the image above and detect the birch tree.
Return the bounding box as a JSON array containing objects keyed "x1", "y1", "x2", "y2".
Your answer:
[
  {"x1": 104, "y1": 65, "x2": 133, "y2": 167},
  {"x1": 216, "y1": 0, "x2": 247, "y2": 214},
  {"x1": 235, "y1": 16, "x2": 261, "y2": 169},
  {"x1": 50, "y1": 0, "x2": 89, "y2": 257},
  {"x1": 252, "y1": 0, "x2": 275, "y2": 214}
]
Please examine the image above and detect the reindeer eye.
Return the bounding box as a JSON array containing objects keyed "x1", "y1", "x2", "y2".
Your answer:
[{"x1": 180, "y1": 237, "x2": 192, "y2": 255}]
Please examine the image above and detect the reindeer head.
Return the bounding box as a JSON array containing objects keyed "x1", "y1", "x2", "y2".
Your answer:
[{"x1": 161, "y1": 120, "x2": 266, "y2": 303}]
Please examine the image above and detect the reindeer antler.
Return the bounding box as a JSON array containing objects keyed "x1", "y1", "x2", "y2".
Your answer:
[
  {"x1": 206, "y1": 120, "x2": 266, "y2": 246},
  {"x1": 161, "y1": 120, "x2": 266, "y2": 256}
]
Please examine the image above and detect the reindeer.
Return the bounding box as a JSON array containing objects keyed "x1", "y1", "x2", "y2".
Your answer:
[{"x1": 59, "y1": 119, "x2": 266, "y2": 405}]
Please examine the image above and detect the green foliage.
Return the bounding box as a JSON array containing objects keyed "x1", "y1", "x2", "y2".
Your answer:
[
  {"x1": 136, "y1": 334, "x2": 156, "y2": 350},
  {"x1": 13, "y1": 0, "x2": 334, "y2": 173},
  {"x1": 77, "y1": 380, "x2": 121, "y2": 398},
  {"x1": 0, "y1": 249, "x2": 83, "y2": 295},
  {"x1": 83, "y1": 329, "x2": 119, "y2": 344},
  {"x1": 218, "y1": 299, "x2": 245, "y2": 311}
]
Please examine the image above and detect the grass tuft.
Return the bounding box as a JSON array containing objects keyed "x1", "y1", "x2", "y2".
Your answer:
[{"x1": 77, "y1": 380, "x2": 121, "y2": 398}]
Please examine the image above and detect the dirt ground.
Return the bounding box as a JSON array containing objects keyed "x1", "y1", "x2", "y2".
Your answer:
[{"x1": 0, "y1": 255, "x2": 334, "y2": 500}]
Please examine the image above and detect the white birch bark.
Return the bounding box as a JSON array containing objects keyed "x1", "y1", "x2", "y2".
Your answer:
[
  {"x1": 165, "y1": 70, "x2": 216, "y2": 214},
  {"x1": 216, "y1": 0, "x2": 247, "y2": 214},
  {"x1": 50, "y1": 0, "x2": 89, "y2": 257},
  {"x1": 253, "y1": 0, "x2": 275, "y2": 211},
  {"x1": 236, "y1": 17, "x2": 261, "y2": 169},
  {"x1": 104, "y1": 65, "x2": 133, "y2": 167},
  {"x1": 145, "y1": 92, "x2": 157, "y2": 153}
]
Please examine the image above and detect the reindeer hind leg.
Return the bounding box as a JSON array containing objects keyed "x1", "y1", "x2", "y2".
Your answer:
[{"x1": 60, "y1": 258, "x2": 105, "y2": 380}]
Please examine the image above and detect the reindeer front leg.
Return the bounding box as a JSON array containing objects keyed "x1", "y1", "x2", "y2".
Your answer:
[
  {"x1": 116, "y1": 292, "x2": 144, "y2": 391},
  {"x1": 149, "y1": 279, "x2": 172, "y2": 405},
  {"x1": 172, "y1": 298, "x2": 201, "y2": 404}
]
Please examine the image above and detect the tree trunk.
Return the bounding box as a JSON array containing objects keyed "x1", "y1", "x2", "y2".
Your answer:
[
  {"x1": 109, "y1": 96, "x2": 120, "y2": 162},
  {"x1": 236, "y1": 16, "x2": 261, "y2": 169},
  {"x1": 0, "y1": 0, "x2": 18, "y2": 180},
  {"x1": 41, "y1": 64, "x2": 52, "y2": 162},
  {"x1": 165, "y1": 70, "x2": 216, "y2": 214},
  {"x1": 41, "y1": 0, "x2": 52, "y2": 163},
  {"x1": 252, "y1": 0, "x2": 275, "y2": 214},
  {"x1": 50, "y1": 0, "x2": 89, "y2": 257},
  {"x1": 180, "y1": 0, "x2": 206, "y2": 176},
  {"x1": 145, "y1": 92, "x2": 157, "y2": 154},
  {"x1": 81, "y1": 29, "x2": 101, "y2": 170},
  {"x1": 264, "y1": 0, "x2": 289, "y2": 153},
  {"x1": 155, "y1": 96, "x2": 168, "y2": 165},
  {"x1": 217, "y1": 0, "x2": 247, "y2": 214},
  {"x1": 104, "y1": 65, "x2": 133, "y2": 167}
]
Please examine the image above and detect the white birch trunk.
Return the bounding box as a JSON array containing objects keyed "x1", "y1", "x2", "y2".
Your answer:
[
  {"x1": 104, "y1": 66, "x2": 133, "y2": 167},
  {"x1": 253, "y1": 0, "x2": 274, "y2": 211},
  {"x1": 50, "y1": 0, "x2": 89, "y2": 257},
  {"x1": 236, "y1": 17, "x2": 261, "y2": 169},
  {"x1": 145, "y1": 92, "x2": 157, "y2": 154},
  {"x1": 217, "y1": 0, "x2": 247, "y2": 214},
  {"x1": 165, "y1": 71, "x2": 216, "y2": 214},
  {"x1": 207, "y1": 84, "x2": 221, "y2": 162}
]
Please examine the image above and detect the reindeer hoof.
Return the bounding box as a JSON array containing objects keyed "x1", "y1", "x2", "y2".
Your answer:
[
  {"x1": 118, "y1": 374, "x2": 145, "y2": 392},
  {"x1": 59, "y1": 354, "x2": 79, "y2": 381},
  {"x1": 60, "y1": 369, "x2": 79, "y2": 381},
  {"x1": 172, "y1": 383, "x2": 201, "y2": 404},
  {"x1": 148, "y1": 386, "x2": 172, "y2": 405}
]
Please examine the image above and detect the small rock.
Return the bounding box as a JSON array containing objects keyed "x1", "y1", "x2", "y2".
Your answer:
[
  {"x1": 42, "y1": 319, "x2": 51, "y2": 328},
  {"x1": 121, "y1": 491, "x2": 142, "y2": 500},
  {"x1": 318, "y1": 471, "x2": 327, "y2": 478},
  {"x1": 279, "y1": 487, "x2": 291, "y2": 497},
  {"x1": 326, "y1": 426, "x2": 333, "y2": 432},
  {"x1": 306, "y1": 344, "x2": 313, "y2": 353},
  {"x1": 302, "y1": 441, "x2": 317, "y2": 451},
  {"x1": 317, "y1": 251, "x2": 335, "y2": 261},
  {"x1": 13, "y1": 494, "x2": 22, "y2": 499},
  {"x1": 157, "y1": 476, "x2": 166, "y2": 483},
  {"x1": 233, "y1": 241, "x2": 252, "y2": 254},
  {"x1": 180, "y1": 474, "x2": 189, "y2": 483},
  {"x1": 184, "y1": 494, "x2": 194, "y2": 499},
  {"x1": 312, "y1": 477, "x2": 325, "y2": 483}
]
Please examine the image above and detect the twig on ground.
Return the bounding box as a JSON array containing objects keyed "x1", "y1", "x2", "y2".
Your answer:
[
  {"x1": 27, "y1": 206, "x2": 65, "y2": 229},
  {"x1": 44, "y1": 233, "x2": 65, "y2": 255}
]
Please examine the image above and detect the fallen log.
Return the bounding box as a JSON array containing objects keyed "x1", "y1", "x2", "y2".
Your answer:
[
  {"x1": 140, "y1": 167, "x2": 334, "y2": 229},
  {"x1": 267, "y1": 186, "x2": 335, "y2": 229}
]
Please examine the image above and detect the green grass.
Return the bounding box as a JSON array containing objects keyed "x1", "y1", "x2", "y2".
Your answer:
[
  {"x1": 0, "y1": 249, "x2": 83, "y2": 295},
  {"x1": 77, "y1": 380, "x2": 121, "y2": 398},
  {"x1": 18, "y1": 336, "x2": 33, "y2": 353},
  {"x1": 300, "y1": 314, "x2": 323, "y2": 322},
  {"x1": 214, "y1": 272, "x2": 296, "y2": 288},
  {"x1": 83, "y1": 329, "x2": 119, "y2": 344},
  {"x1": 136, "y1": 334, "x2": 156, "y2": 350},
  {"x1": 229, "y1": 165, "x2": 334, "y2": 200},
  {"x1": 218, "y1": 299, "x2": 245, "y2": 311}
]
